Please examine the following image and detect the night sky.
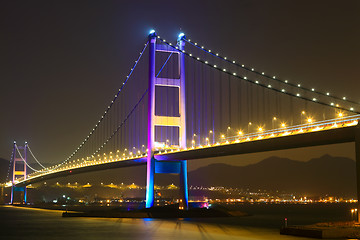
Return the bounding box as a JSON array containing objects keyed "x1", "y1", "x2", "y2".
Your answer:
[{"x1": 1, "y1": 0, "x2": 359, "y2": 171}]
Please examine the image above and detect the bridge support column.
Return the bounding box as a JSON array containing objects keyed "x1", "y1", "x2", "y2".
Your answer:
[
  {"x1": 0, "y1": 185, "x2": 4, "y2": 204},
  {"x1": 355, "y1": 127, "x2": 360, "y2": 222},
  {"x1": 152, "y1": 160, "x2": 188, "y2": 209},
  {"x1": 10, "y1": 142, "x2": 27, "y2": 205},
  {"x1": 146, "y1": 31, "x2": 156, "y2": 208},
  {"x1": 178, "y1": 33, "x2": 188, "y2": 210},
  {"x1": 145, "y1": 156, "x2": 155, "y2": 208},
  {"x1": 179, "y1": 160, "x2": 188, "y2": 210}
]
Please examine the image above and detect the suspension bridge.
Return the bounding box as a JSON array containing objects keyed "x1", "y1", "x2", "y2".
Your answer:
[{"x1": 4, "y1": 30, "x2": 360, "y2": 211}]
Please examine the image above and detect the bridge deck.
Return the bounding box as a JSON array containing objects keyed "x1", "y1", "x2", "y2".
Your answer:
[
  {"x1": 16, "y1": 125, "x2": 358, "y2": 187},
  {"x1": 156, "y1": 125, "x2": 357, "y2": 161}
]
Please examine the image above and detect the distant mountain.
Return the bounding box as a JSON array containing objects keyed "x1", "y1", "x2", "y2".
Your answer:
[
  {"x1": 188, "y1": 155, "x2": 356, "y2": 197},
  {"x1": 0, "y1": 158, "x2": 10, "y2": 182}
]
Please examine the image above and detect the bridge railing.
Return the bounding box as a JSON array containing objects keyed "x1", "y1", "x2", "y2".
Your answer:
[{"x1": 222, "y1": 114, "x2": 359, "y2": 143}]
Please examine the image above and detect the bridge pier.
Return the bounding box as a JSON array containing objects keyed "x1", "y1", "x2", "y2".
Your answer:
[
  {"x1": 0, "y1": 185, "x2": 4, "y2": 204},
  {"x1": 145, "y1": 156, "x2": 155, "y2": 208},
  {"x1": 11, "y1": 186, "x2": 27, "y2": 205},
  {"x1": 146, "y1": 159, "x2": 188, "y2": 209},
  {"x1": 355, "y1": 127, "x2": 360, "y2": 222},
  {"x1": 179, "y1": 160, "x2": 189, "y2": 210}
]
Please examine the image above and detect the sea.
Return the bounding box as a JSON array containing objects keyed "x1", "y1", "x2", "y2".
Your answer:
[{"x1": 0, "y1": 203, "x2": 356, "y2": 240}]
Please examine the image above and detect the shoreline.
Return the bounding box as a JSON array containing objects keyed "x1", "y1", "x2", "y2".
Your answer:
[
  {"x1": 281, "y1": 222, "x2": 360, "y2": 239},
  {"x1": 4, "y1": 203, "x2": 249, "y2": 219}
]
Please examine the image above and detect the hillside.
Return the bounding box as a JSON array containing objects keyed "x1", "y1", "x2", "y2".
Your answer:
[{"x1": 188, "y1": 155, "x2": 356, "y2": 197}]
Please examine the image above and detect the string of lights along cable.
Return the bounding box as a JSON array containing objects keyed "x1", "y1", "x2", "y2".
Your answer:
[
  {"x1": 157, "y1": 35, "x2": 358, "y2": 114},
  {"x1": 48, "y1": 42, "x2": 149, "y2": 171},
  {"x1": 6, "y1": 30, "x2": 360, "y2": 188},
  {"x1": 183, "y1": 38, "x2": 360, "y2": 107}
]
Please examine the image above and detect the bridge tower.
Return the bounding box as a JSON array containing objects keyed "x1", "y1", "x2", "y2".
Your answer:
[
  {"x1": 10, "y1": 141, "x2": 27, "y2": 204},
  {"x1": 146, "y1": 31, "x2": 188, "y2": 209}
]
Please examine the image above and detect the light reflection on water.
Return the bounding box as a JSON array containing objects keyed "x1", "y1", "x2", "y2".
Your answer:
[{"x1": 0, "y1": 204, "x2": 353, "y2": 240}]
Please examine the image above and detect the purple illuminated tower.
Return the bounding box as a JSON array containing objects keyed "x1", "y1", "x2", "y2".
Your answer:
[{"x1": 146, "y1": 31, "x2": 188, "y2": 209}]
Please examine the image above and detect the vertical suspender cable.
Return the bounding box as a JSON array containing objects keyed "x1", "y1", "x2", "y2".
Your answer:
[{"x1": 228, "y1": 61, "x2": 231, "y2": 130}]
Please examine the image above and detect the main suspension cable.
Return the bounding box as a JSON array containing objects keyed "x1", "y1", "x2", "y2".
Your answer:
[
  {"x1": 184, "y1": 38, "x2": 360, "y2": 107},
  {"x1": 15, "y1": 144, "x2": 38, "y2": 172},
  {"x1": 53, "y1": 41, "x2": 149, "y2": 168},
  {"x1": 156, "y1": 36, "x2": 359, "y2": 114}
]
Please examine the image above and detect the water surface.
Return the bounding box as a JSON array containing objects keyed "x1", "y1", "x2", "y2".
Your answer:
[{"x1": 0, "y1": 204, "x2": 353, "y2": 239}]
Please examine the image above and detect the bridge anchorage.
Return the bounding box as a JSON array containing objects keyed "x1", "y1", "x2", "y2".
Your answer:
[
  {"x1": 10, "y1": 141, "x2": 28, "y2": 204},
  {"x1": 146, "y1": 31, "x2": 188, "y2": 209}
]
